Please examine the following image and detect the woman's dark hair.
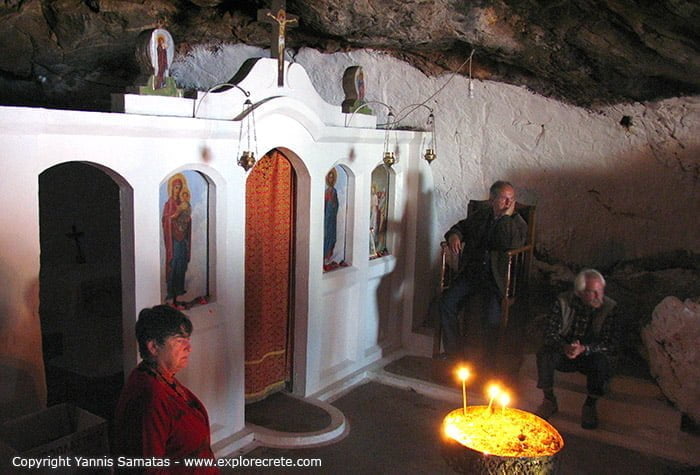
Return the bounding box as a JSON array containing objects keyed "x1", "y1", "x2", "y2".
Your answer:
[{"x1": 135, "y1": 305, "x2": 193, "y2": 360}]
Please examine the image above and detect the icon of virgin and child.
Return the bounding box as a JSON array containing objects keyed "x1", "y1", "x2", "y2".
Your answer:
[{"x1": 162, "y1": 173, "x2": 192, "y2": 307}]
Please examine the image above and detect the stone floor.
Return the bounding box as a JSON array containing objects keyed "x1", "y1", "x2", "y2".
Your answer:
[
  {"x1": 229, "y1": 381, "x2": 695, "y2": 474},
  {"x1": 225, "y1": 356, "x2": 699, "y2": 474}
]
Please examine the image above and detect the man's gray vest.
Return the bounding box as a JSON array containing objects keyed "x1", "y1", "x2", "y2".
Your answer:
[{"x1": 557, "y1": 291, "x2": 617, "y2": 339}]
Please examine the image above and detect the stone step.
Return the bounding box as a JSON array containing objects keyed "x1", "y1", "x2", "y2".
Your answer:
[
  {"x1": 517, "y1": 354, "x2": 700, "y2": 466},
  {"x1": 518, "y1": 375, "x2": 680, "y2": 436},
  {"x1": 519, "y1": 354, "x2": 680, "y2": 434},
  {"x1": 520, "y1": 354, "x2": 663, "y2": 400},
  {"x1": 529, "y1": 408, "x2": 700, "y2": 467}
]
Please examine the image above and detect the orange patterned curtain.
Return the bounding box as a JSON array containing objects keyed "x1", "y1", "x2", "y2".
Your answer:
[{"x1": 244, "y1": 150, "x2": 295, "y2": 400}]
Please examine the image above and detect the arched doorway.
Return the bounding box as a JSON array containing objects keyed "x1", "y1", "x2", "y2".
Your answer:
[
  {"x1": 244, "y1": 149, "x2": 297, "y2": 401},
  {"x1": 38, "y1": 162, "x2": 124, "y2": 421}
]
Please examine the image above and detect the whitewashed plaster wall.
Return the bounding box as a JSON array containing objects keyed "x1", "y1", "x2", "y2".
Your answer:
[
  {"x1": 0, "y1": 58, "x2": 428, "y2": 451},
  {"x1": 0, "y1": 109, "x2": 246, "y2": 443},
  {"x1": 175, "y1": 46, "x2": 700, "y2": 275}
]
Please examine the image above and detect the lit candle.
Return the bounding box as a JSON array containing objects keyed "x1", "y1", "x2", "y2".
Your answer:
[
  {"x1": 456, "y1": 367, "x2": 471, "y2": 416},
  {"x1": 486, "y1": 384, "x2": 501, "y2": 414},
  {"x1": 498, "y1": 392, "x2": 510, "y2": 415}
]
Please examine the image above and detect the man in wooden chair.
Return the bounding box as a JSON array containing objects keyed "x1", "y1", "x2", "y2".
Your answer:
[{"x1": 438, "y1": 180, "x2": 528, "y2": 363}]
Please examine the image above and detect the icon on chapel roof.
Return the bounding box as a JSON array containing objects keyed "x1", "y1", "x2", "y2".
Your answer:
[
  {"x1": 342, "y1": 66, "x2": 372, "y2": 115},
  {"x1": 135, "y1": 28, "x2": 184, "y2": 97}
]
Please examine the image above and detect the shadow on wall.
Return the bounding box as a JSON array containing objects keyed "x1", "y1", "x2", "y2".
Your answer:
[
  {"x1": 375, "y1": 260, "x2": 396, "y2": 352},
  {"x1": 509, "y1": 143, "x2": 700, "y2": 268},
  {"x1": 374, "y1": 166, "x2": 413, "y2": 351},
  {"x1": 0, "y1": 357, "x2": 41, "y2": 423},
  {"x1": 373, "y1": 206, "x2": 402, "y2": 351},
  {"x1": 374, "y1": 168, "x2": 440, "y2": 340},
  {"x1": 506, "y1": 145, "x2": 699, "y2": 376},
  {"x1": 0, "y1": 273, "x2": 43, "y2": 423},
  {"x1": 409, "y1": 168, "x2": 441, "y2": 331},
  {"x1": 415, "y1": 141, "x2": 699, "y2": 335}
]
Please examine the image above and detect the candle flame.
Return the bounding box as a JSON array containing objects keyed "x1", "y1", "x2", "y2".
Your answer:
[
  {"x1": 456, "y1": 366, "x2": 471, "y2": 382},
  {"x1": 487, "y1": 384, "x2": 501, "y2": 399}
]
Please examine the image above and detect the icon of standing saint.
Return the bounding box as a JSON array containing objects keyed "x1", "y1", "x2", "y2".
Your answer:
[{"x1": 135, "y1": 28, "x2": 183, "y2": 96}]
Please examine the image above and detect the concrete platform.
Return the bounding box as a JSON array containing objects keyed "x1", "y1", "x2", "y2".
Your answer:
[{"x1": 243, "y1": 392, "x2": 347, "y2": 449}]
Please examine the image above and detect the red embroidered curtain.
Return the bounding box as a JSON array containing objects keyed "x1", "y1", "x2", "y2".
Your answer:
[{"x1": 244, "y1": 150, "x2": 295, "y2": 400}]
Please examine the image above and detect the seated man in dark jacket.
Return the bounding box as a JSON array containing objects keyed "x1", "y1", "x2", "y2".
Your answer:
[
  {"x1": 536, "y1": 269, "x2": 620, "y2": 429},
  {"x1": 439, "y1": 180, "x2": 528, "y2": 362}
]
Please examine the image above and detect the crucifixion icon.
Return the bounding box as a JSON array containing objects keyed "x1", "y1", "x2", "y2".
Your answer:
[{"x1": 258, "y1": 0, "x2": 298, "y2": 87}]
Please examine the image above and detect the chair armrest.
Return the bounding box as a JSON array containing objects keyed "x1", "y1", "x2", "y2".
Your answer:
[
  {"x1": 440, "y1": 241, "x2": 461, "y2": 290},
  {"x1": 441, "y1": 241, "x2": 462, "y2": 268},
  {"x1": 505, "y1": 244, "x2": 533, "y2": 257},
  {"x1": 503, "y1": 244, "x2": 534, "y2": 299}
]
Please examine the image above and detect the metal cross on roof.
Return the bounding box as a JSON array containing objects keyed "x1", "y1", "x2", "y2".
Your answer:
[{"x1": 257, "y1": 0, "x2": 298, "y2": 87}]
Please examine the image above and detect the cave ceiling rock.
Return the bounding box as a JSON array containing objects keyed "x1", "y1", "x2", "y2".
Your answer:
[{"x1": 0, "y1": 0, "x2": 698, "y2": 111}]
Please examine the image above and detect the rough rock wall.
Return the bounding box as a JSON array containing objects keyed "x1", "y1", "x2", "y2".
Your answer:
[
  {"x1": 2, "y1": 0, "x2": 698, "y2": 109},
  {"x1": 173, "y1": 45, "x2": 700, "y2": 268}
]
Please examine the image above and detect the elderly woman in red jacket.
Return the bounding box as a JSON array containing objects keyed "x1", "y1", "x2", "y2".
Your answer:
[{"x1": 114, "y1": 305, "x2": 218, "y2": 473}]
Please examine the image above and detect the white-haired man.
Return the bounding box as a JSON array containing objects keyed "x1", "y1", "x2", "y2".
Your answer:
[{"x1": 536, "y1": 269, "x2": 620, "y2": 429}]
